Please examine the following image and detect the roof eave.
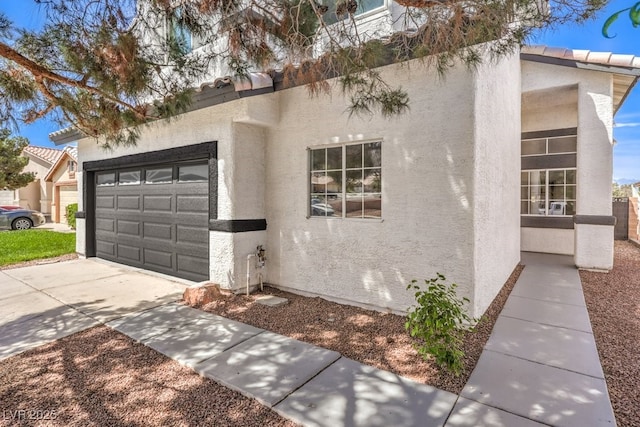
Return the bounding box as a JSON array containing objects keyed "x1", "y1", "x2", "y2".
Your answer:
[
  {"x1": 521, "y1": 52, "x2": 640, "y2": 114},
  {"x1": 43, "y1": 152, "x2": 72, "y2": 182},
  {"x1": 614, "y1": 75, "x2": 639, "y2": 115},
  {"x1": 521, "y1": 52, "x2": 640, "y2": 77}
]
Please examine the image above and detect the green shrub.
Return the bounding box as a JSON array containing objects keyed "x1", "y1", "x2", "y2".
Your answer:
[
  {"x1": 405, "y1": 273, "x2": 478, "y2": 375},
  {"x1": 66, "y1": 203, "x2": 78, "y2": 229}
]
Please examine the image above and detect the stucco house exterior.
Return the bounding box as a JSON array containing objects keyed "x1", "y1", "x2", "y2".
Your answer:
[
  {"x1": 1, "y1": 145, "x2": 78, "y2": 224},
  {"x1": 50, "y1": 43, "x2": 639, "y2": 318},
  {"x1": 1, "y1": 146, "x2": 59, "y2": 215},
  {"x1": 44, "y1": 146, "x2": 79, "y2": 224}
]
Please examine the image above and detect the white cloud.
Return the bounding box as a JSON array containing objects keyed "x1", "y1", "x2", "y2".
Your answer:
[{"x1": 614, "y1": 122, "x2": 640, "y2": 128}]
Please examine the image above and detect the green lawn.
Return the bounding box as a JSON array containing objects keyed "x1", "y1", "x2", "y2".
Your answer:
[{"x1": 0, "y1": 230, "x2": 76, "y2": 267}]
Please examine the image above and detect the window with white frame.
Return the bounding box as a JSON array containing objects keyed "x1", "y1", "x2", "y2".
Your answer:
[
  {"x1": 309, "y1": 141, "x2": 381, "y2": 218},
  {"x1": 322, "y1": 0, "x2": 385, "y2": 24},
  {"x1": 521, "y1": 169, "x2": 576, "y2": 216},
  {"x1": 520, "y1": 134, "x2": 577, "y2": 217}
]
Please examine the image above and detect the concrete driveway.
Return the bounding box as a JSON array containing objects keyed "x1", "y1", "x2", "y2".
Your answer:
[{"x1": 0, "y1": 258, "x2": 188, "y2": 360}]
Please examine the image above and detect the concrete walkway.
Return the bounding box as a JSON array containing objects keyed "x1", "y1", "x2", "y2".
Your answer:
[
  {"x1": 0, "y1": 258, "x2": 185, "y2": 360},
  {"x1": 458, "y1": 252, "x2": 616, "y2": 426},
  {"x1": 107, "y1": 302, "x2": 458, "y2": 426},
  {"x1": 0, "y1": 255, "x2": 616, "y2": 426}
]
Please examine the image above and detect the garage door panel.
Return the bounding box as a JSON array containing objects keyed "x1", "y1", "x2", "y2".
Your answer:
[
  {"x1": 117, "y1": 244, "x2": 141, "y2": 262},
  {"x1": 97, "y1": 241, "x2": 115, "y2": 256},
  {"x1": 177, "y1": 224, "x2": 209, "y2": 245},
  {"x1": 96, "y1": 218, "x2": 115, "y2": 232},
  {"x1": 117, "y1": 219, "x2": 140, "y2": 236},
  {"x1": 177, "y1": 194, "x2": 208, "y2": 213},
  {"x1": 177, "y1": 254, "x2": 209, "y2": 277},
  {"x1": 96, "y1": 195, "x2": 115, "y2": 209},
  {"x1": 117, "y1": 195, "x2": 140, "y2": 210},
  {"x1": 94, "y1": 161, "x2": 209, "y2": 282},
  {"x1": 144, "y1": 248, "x2": 173, "y2": 269},
  {"x1": 143, "y1": 195, "x2": 172, "y2": 212},
  {"x1": 143, "y1": 222, "x2": 172, "y2": 240}
]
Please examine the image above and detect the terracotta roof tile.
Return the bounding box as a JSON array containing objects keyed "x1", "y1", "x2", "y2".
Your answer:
[
  {"x1": 63, "y1": 145, "x2": 78, "y2": 161},
  {"x1": 22, "y1": 145, "x2": 63, "y2": 165},
  {"x1": 522, "y1": 45, "x2": 640, "y2": 71}
]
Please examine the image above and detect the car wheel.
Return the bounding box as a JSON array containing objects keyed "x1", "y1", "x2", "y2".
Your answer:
[{"x1": 12, "y1": 217, "x2": 33, "y2": 230}]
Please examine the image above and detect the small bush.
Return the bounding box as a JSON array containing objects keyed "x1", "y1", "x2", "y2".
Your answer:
[
  {"x1": 66, "y1": 203, "x2": 78, "y2": 229},
  {"x1": 405, "y1": 273, "x2": 478, "y2": 375}
]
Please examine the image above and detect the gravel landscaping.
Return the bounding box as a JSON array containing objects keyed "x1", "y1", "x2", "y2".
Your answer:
[
  {"x1": 580, "y1": 241, "x2": 640, "y2": 427},
  {"x1": 193, "y1": 265, "x2": 524, "y2": 395},
  {"x1": 3, "y1": 243, "x2": 636, "y2": 426},
  {"x1": 0, "y1": 327, "x2": 295, "y2": 427}
]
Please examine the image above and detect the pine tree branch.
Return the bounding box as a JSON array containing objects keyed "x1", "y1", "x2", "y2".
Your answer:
[{"x1": 0, "y1": 41, "x2": 146, "y2": 120}]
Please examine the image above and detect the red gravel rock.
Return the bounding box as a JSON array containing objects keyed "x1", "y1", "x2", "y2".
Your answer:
[
  {"x1": 580, "y1": 241, "x2": 640, "y2": 427},
  {"x1": 183, "y1": 283, "x2": 231, "y2": 307},
  {"x1": 0, "y1": 327, "x2": 296, "y2": 427}
]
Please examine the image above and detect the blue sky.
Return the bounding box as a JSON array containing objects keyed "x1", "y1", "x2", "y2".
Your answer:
[{"x1": 1, "y1": 0, "x2": 639, "y2": 181}]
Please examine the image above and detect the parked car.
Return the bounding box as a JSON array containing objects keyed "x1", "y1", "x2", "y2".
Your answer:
[
  {"x1": 0, "y1": 205, "x2": 21, "y2": 210},
  {"x1": 310, "y1": 198, "x2": 335, "y2": 216},
  {"x1": 0, "y1": 207, "x2": 46, "y2": 230}
]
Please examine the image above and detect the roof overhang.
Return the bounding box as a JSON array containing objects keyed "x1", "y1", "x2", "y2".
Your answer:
[
  {"x1": 521, "y1": 47, "x2": 640, "y2": 114},
  {"x1": 49, "y1": 73, "x2": 274, "y2": 145}
]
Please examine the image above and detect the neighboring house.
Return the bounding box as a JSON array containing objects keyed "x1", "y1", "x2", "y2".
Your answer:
[
  {"x1": 1, "y1": 145, "x2": 78, "y2": 224},
  {"x1": 44, "y1": 146, "x2": 79, "y2": 224},
  {"x1": 10, "y1": 146, "x2": 62, "y2": 217},
  {"x1": 0, "y1": 190, "x2": 13, "y2": 205},
  {"x1": 49, "y1": 44, "x2": 639, "y2": 318}
]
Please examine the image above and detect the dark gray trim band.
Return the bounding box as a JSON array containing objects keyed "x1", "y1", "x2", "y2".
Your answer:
[
  {"x1": 83, "y1": 141, "x2": 217, "y2": 171},
  {"x1": 521, "y1": 128, "x2": 577, "y2": 140},
  {"x1": 574, "y1": 215, "x2": 616, "y2": 226},
  {"x1": 522, "y1": 153, "x2": 576, "y2": 170},
  {"x1": 209, "y1": 219, "x2": 267, "y2": 233},
  {"x1": 75, "y1": 211, "x2": 86, "y2": 219},
  {"x1": 521, "y1": 216, "x2": 574, "y2": 229}
]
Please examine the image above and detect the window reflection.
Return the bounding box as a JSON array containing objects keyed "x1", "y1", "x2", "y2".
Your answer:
[
  {"x1": 309, "y1": 142, "x2": 382, "y2": 219},
  {"x1": 178, "y1": 164, "x2": 208, "y2": 182}
]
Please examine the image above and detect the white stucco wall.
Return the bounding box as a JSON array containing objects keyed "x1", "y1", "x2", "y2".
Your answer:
[
  {"x1": 521, "y1": 61, "x2": 615, "y2": 268},
  {"x1": 76, "y1": 94, "x2": 275, "y2": 286},
  {"x1": 521, "y1": 228, "x2": 574, "y2": 254},
  {"x1": 74, "y1": 52, "x2": 524, "y2": 316},
  {"x1": 263, "y1": 54, "x2": 520, "y2": 317},
  {"x1": 211, "y1": 122, "x2": 269, "y2": 291},
  {"x1": 472, "y1": 52, "x2": 521, "y2": 316}
]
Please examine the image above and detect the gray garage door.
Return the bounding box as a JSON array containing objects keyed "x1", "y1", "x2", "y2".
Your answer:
[{"x1": 94, "y1": 161, "x2": 209, "y2": 281}]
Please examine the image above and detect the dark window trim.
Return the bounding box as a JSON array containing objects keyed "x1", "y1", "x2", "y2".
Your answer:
[
  {"x1": 521, "y1": 216, "x2": 574, "y2": 229},
  {"x1": 574, "y1": 215, "x2": 616, "y2": 226},
  {"x1": 521, "y1": 128, "x2": 577, "y2": 140},
  {"x1": 522, "y1": 154, "x2": 577, "y2": 170}
]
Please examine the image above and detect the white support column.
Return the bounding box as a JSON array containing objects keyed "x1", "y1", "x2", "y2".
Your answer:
[{"x1": 574, "y1": 77, "x2": 615, "y2": 270}]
